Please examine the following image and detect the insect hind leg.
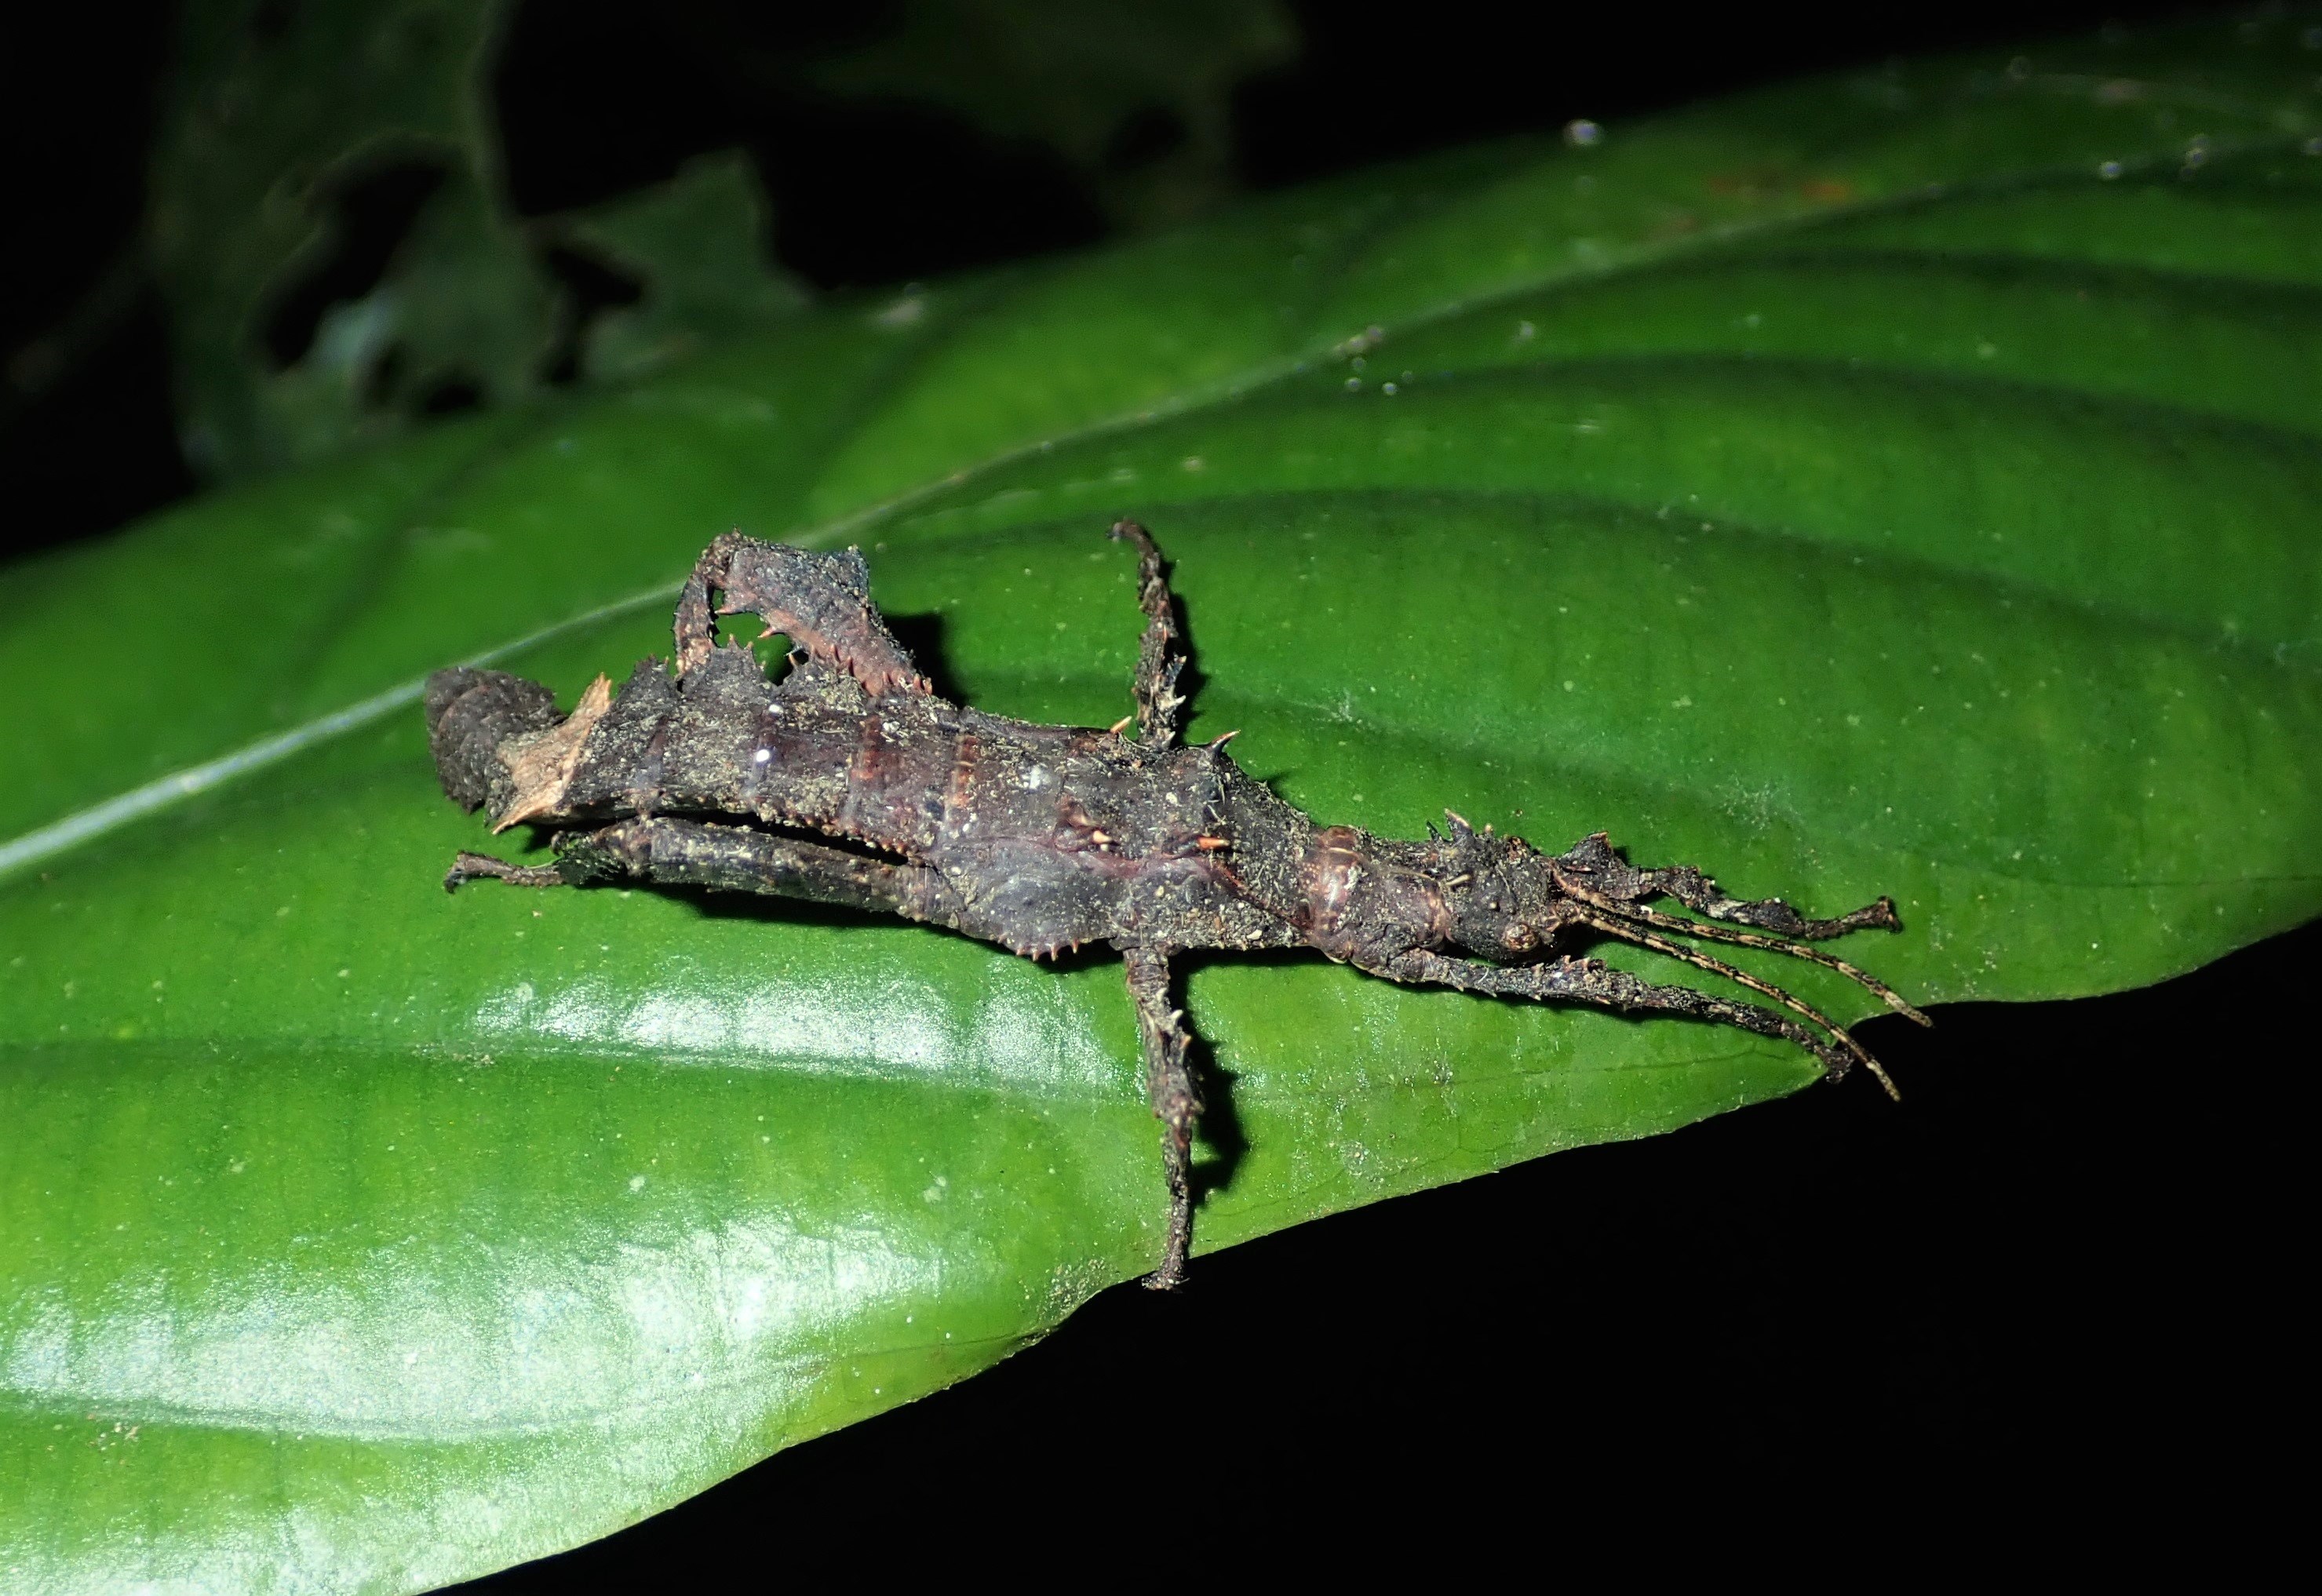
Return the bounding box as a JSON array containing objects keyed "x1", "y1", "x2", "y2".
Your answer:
[
  {"x1": 1355, "y1": 946, "x2": 1861, "y2": 1080},
  {"x1": 1122, "y1": 943, "x2": 1202, "y2": 1289},
  {"x1": 1552, "y1": 831, "x2": 1899, "y2": 940}
]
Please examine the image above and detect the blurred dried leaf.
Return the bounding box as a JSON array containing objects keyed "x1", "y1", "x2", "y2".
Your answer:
[
  {"x1": 147, "y1": 2, "x2": 811, "y2": 479},
  {"x1": 562, "y1": 151, "x2": 811, "y2": 383},
  {"x1": 800, "y1": 0, "x2": 1297, "y2": 228},
  {"x1": 149, "y1": 0, "x2": 529, "y2": 477}
]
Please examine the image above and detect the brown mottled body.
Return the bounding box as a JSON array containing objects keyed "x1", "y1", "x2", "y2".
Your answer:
[{"x1": 431, "y1": 523, "x2": 1924, "y2": 1287}]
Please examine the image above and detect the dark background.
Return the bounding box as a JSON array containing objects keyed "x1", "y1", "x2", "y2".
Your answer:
[{"x1": 3, "y1": 1, "x2": 2296, "y2": 1579}]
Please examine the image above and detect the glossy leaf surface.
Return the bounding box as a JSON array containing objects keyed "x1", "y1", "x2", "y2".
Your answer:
[{"x1": 6, "y1": 14, "x2": 2322, "y2": 1591}]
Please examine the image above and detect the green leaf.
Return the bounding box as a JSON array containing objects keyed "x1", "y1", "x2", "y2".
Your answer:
[{"x1": 9, "y1": 12, "x2": 2322, "y2": 1590}]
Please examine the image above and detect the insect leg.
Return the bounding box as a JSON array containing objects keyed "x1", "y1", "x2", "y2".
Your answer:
[
  {"x1": 541, "y1": 817, "x2": 965, "y2": 925},
  {"x1": 1353, "y1": 946, "x2": 1866, "y2": 1083},
  {"x1": 676, "y1": 531, "x2": 928, "y2": 697},
  {"x1": 443, "y1": 852, "x2": 566, "y2": 891},
  {"x1": 1551, "y1": 832, "x2": 1901, "y2": 940},
  {"x1": 1555, "y1": 887, "x2": 1928, "y2": 1026},
  {"x1": 1560, "y1": 909, "x2": 1899, "y2": 1097},
  {"x1": 1121, "y1": 943, "x2": 1202, "y2": 1289},
  {"x1": 1106, "y1": 520, "x2": 1187, "y2": 747}
]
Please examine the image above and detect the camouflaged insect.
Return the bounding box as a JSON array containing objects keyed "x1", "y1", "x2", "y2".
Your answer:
[{"x1": 429, "y1": 523, "x2": 1925, "y2": 1287}]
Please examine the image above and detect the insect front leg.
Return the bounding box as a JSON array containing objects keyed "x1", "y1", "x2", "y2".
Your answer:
[
  {"x1": 676, "y1": 530, "x2": 928, "y2": 697},
  {"x1": 1107, "y1": 520, "x2": 1187, "y2": 747},
  {"x1": 548, "y1": 816, "x2": 966, "y2": 926},
  {"x1": 451, "y1": 816, "x2": 964, "y2": 927},
  {"x1": 1121, "y1": 943, "x2": 1202, "y2": 1289},
  {"x1": 443, "y1": 852, "x2": 567, "y2": 891}
]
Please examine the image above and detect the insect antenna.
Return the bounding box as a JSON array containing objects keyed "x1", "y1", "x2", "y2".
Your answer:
[
  {"x1": 1558, "y1": 884, "x2": 1929, "y2": 1026},
  {"x1": 1569, "y1": 909, "x2": 1901, "y2": 1100}
]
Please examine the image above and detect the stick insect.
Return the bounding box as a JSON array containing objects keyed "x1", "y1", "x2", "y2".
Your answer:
[{"x1": 428, "y1": 523, "x2": 1924, "y2": 1287}]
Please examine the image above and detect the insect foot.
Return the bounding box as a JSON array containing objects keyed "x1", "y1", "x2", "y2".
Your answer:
[{"x1": 428, "y1": 523, "x2": 1921, "y2": 1284}]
